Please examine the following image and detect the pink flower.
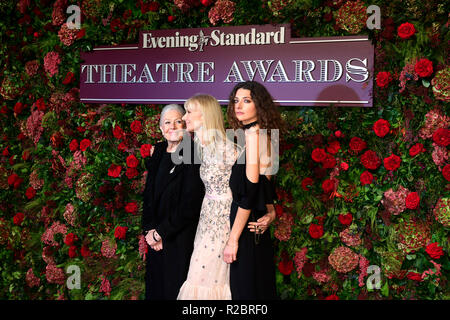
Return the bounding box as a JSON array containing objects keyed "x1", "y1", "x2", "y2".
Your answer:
[
  {"x1": 208, "y1": 0, "x2": 236, "y2": 25},
  {"x1": 58, "y1": 23, "x2": 78, "y2": 46},
  {"x1": 99, "y1": 275, "x2": 111, "y2": 296},
  {"x1": 41, "y1": 221, "x2": 68, "y2": 247},
  {"x1": 101, "y1": 238, "x2": 117, "y2": 258},
  {"x1": 138, "y1": 234, "x2": 148, "y2": 261},
  {"x1": 45, "y1": 263, "x2": 65, "y2": 284},
  {"x1": 358, "y1": 255, "x2": 369, "y2": 287},
  {"x1": 293, "y1": 247, "x2": 308, "y2": 278},
  {"x1": 26, "y1": 268, "x2": 40, "y2": 288},
  {"x1": 274, "y1": 213, "x2": 294, "y2": 241},
  {"x1": 44, "y1": 51, "x2": 61, "y2": 77},
  {"x1": 328, "y1": 246, "x2": 359, "y2": 273},
  {"x1": 381, "y1": 185, "x2": 409, "y2": 215}
]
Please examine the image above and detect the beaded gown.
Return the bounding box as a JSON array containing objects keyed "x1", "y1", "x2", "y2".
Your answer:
[{"x1": 177, "y1": 141, "x2": 238, "y2": 300}]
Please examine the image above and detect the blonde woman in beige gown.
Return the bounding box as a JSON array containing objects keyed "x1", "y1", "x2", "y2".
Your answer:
[{"x1": 177, "y1": 94, "x2": 239, "y2": 300}]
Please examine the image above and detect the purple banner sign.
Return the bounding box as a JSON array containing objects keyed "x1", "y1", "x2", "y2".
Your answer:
[{"x1": 80, "y1": 24, "x2": 373, "y2": 106}]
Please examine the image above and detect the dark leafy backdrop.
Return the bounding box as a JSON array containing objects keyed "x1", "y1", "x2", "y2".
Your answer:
[{"x1": 0, "y1": 0, "x2": 448, "y2": 300}]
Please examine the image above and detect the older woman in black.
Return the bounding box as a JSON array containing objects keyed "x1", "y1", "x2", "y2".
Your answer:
[
  {"x1": 224, "y1": 81, "x2": 284, "y2": 300},
  {"x1": 142, "y1": 104, "x2": 204, "y2": 300}
]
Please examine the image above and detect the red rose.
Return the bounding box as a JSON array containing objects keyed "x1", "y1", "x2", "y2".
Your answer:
[
  {"x1": 14, "y1": 102, "x2": 25, "y2": 114},
  {"x1": 168, "y1": 15, "x2": 175, "y2": 22},
  {"x1": 405, "y1": 192, "x2": 420, "y2": 209},
  {"x1": 140, "y1": 144, "x2": 152, "y2": 158},
  {"x1": 309, "y1": 223, "x2": 324, "y2": 239},
  {"x1": 322, "y1": 179, "x2": 335, "y2": 193},
  {"x1": 64, "y1": 233, "x2": 78, "y2": 246},
  {"x1": 325, "y1": 294, "x2": 339, "y2": 300},
  {"x1": 79, "y1": 139, "x2": 91, "y2": 151},
  {"x1": 376, "y1": 71, "x2": 392, "y2": 88},
  {"x1": 130, "y1": 120, "x2": 142, "y2": 134},
  {"x1": 397, "y1": 22, "x2": 415, "y2": 39},
  {"x1": 383, "y1": 153, "x2": 401, "y2": 171},
  {"x1": 114, "y1": 226, "x2": 128, "y2": 240},
  {"x1": 443, "y1": 164, "x2": 450, "y2": 182},
  {"x1": 69, "y1": 139, "x2": 78, "y2": 152},
  {"x1": 349, "y1": 137, "x2": 367, "y2": 153},
  {"x1": 13, "y1": 212, "x2": 25, "y2": 226},
  {"x1": 68, "y1": 245, "x2": 78, "y2": 258},
  {"x1": 360, "y1": 150, "x2": 381, "y2": 170},
  {"x1": 25, "y1": 187, "x2": 36, "y2": 200},
  {"x1": 311, "y1": 148, "x2": 327, "y2": 163},
  {"x1": 334, "y1": 130, "x2": 343, "y2": 138},
  {"x1": 62, "y1": 71, "x2": 75, "y2": 85},
  {"x1": 338, "y1": 213, "x2": 353, "y2": 226},
  {"x1": 414, "y1": 58, "x2": 433, "y2": 78},
  {"x1": 407, "y1": 272, "x2": 422, "y2": 282},
  {"x1": 125, "y1": 202, "x2": 138, "y2": 215},
  {"x1": 432, "y1": 128, "x2": 450, "y2": 147},
  {"x1": 425, "y1": 242, "x2": 444, "y2": 259},
  {"x1": 2, "y1": 146, "x2": 9, "y2": 156},
  {"x1": 373, "y1": 119, "x2": 390, "y2": 137},
  {"x1": 126, "y1": 167, "x2": 139, "y2": 179},
  {"x1": 108, "y1": 164, "x2": 122, "y2": 178},
  {"x1": 81, "y1": 245, "x2": 91, "y2": 258},
  {"x1": 340, "y1": 162, "x2": 349, "y2": 171},
  {"x1": 201, "y1": 0, "x2": 213, "y2": 6},
  {"x1": 278, "y1": 259, "x2": 294, "y2": 275},
  {"x1": 360, "y1": 170, "x2": 374, "y2": 185},
  {"x1": 326, "y1": 141, "x2": 341, "y2": 155},
  {"x1": 7, "y1": 173, "x2": 18, "y2": 186},
  {"x1": 36, "y1": 98, "x2": 46, "y2": 111},
  {"x1": 409, "y1": 143, "x2": 425, "y2": 157},
  {"x1": 126, "y1": 154, "x2": 139, "y2": 168},
  {"x1": 322, "y1": 154, "x2": 336, "y2": 169},
  {"x1": 118, "y1": 142, "x2": 128, "y2": 152},
  {"x1": 113, "y1": 125, "x2": 124, "y2": 139}
]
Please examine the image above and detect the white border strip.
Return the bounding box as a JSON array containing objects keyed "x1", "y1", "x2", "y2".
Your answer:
[
  {"x1": 81, "y1": 98, "x2": 368, "y2": 104},
  {"x1": 93, "y1": 47, "x2": 139, "y2": 51},
  {"x1": 289, "y1": 38, "x2": 368, "y2": 44}
]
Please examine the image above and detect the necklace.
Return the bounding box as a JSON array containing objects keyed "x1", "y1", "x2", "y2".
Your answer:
[{"x1": 242, "y1": 120, "x2": 258, "y2": 130}]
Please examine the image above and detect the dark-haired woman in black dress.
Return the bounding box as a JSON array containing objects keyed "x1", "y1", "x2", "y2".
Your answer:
[{"x1": 224, "y1": 81, "x2": 285, "y2": 300}]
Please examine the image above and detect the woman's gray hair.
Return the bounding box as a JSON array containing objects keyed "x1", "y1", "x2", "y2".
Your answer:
[{"x1": 159, "y1": 104, "x2": 186, "y2": 127}]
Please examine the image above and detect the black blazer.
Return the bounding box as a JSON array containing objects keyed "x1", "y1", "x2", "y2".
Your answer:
[{"x1": 142, "y1": 136, "x2": 204, "y2": 300}]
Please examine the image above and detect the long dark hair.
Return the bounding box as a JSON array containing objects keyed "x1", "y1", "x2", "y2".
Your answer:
[{"x1": 227, "y1": 81, "x2": 285, "y2": 135}]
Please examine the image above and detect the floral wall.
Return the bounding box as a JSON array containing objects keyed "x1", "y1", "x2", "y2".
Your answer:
[{"x1": 0, "y1": 0, "x2": 448, "y2": 300}]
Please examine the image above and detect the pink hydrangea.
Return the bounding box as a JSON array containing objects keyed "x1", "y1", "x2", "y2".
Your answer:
[
  {"x1": 63, "y1": 203, "x2": 77, "y2": 227},
  {"x1": 41, "y1": 221, "x2": 68, "y2": 247},
  {"x1": 339, "y1": 227, "x2": 362, "y2": 247},
  {"x1": 431, "y1": 143, "x2": 449, "y2": 168},
  {"x1": 29, "y1": 169, "x2": 44, "y2": 190},
  {"x1": 328, "y1": 246, "x2": 359, "y2": 273},
  {"x1": 101, "y1": 238, "x2": 117, "y2": 258},
  {"x1": 293, "y1": 247, "x2": 308, "y2": 278},
  {"x1": 45, "y1": 263, "x2": 65, "y2": 284},
  {"x1": 58, "y1": 23, "x2": 78, "y2": 46},
  {"x1": 399, "y1": 59, "x2": 419, "y2": 93},
  {"x1": 52, "y1": 0, "x2": 67, "y2": 26},
  {"x1": 26, "y1": 105, "x2": 44, "y2": 146},
  {"x1": 208, "y1": 0, "x2": 236, "y2": 25},
  {"x1": 25, "y1": 60, "x2": 39, "y2": 77},
  {"x1": 26, "y1": 268, "x2": 41, "y2": 288},
  {"x1": 358, "y1": 255, "x2": 370, "y2": 287},
  {"x1": 312, "y1": 270, "x2": 331, "y2": 284},
  {"x1": 99, "y1": 275, "x2": 111, "y2": 296},
  {"x1": 381, "y1": 185, "x2": 409, "y2": 216},
  {"x1": 274, "y1": 212, "x2": 294, "y2": 241},
  {"x1": 44, "y1": 51, "x2": 61, "y2": 77},
  {"x1": 138, "y1": 234, "x2": 148, "y2": 261}
]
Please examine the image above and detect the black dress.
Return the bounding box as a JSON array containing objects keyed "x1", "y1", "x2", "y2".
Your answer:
[
  {"x1": 142, "y1": 138, "x2": 204, "y2": 300},
  {"x1": 229, "y1": 150, "x2": 277, "y2": 300}
]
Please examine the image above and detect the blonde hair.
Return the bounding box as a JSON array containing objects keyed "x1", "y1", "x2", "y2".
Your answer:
[{"x1": 184, "y1": 94, "x2": 241, "y2": 162}]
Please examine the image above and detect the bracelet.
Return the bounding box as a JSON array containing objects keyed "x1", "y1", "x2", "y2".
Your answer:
[{"x1": 152, "y1": 231, "x2": 159, "y2": 242}]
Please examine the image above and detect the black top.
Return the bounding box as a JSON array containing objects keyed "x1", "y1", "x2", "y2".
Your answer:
[{"x1": 154, "y1": 151, "x2": 174, "y2": 193}]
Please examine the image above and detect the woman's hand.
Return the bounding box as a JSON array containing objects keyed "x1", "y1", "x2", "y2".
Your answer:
[
  {"x1": 145, "y1": 229, "x2": 161, "y2": 246},
  {"x1": 150, "y1": 240, "x2": 163, "y2": 251},
  {"x1": 223, "y1": 240, "x2": 238, "y2": 264},
  {"x1": 247, "y1": 207, "x2": 276, "y2": 234}
]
